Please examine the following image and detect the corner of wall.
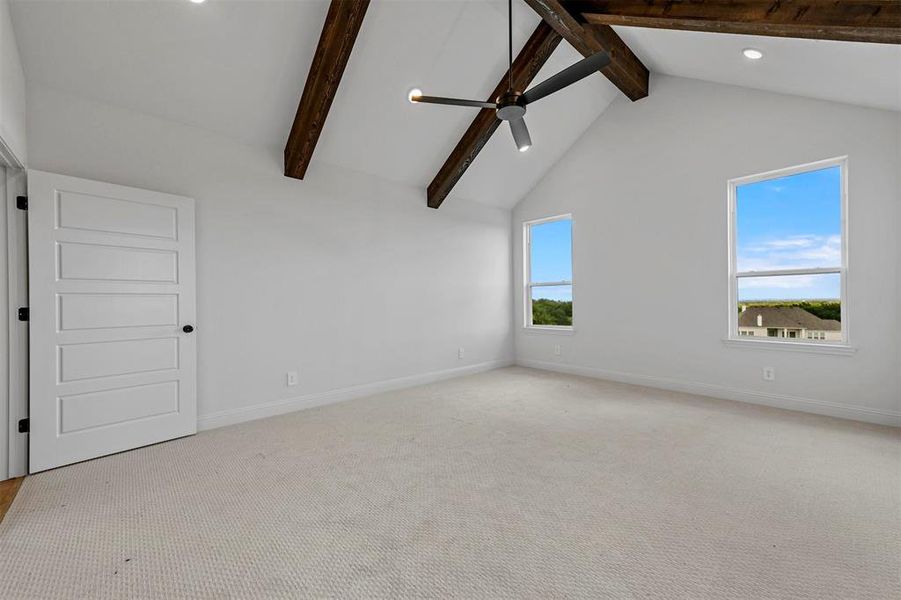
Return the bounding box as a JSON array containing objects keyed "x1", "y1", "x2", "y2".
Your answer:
[{"x1": 0, "y1": 0, "x2": 28, "y2": 168}]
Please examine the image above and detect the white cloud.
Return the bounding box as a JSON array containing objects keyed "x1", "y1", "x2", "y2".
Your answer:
[
  {"x1": 741, "y1": 275, "x2": 817, "y2": 289},
  {"x1": 738, "y1": 234, "x2": 841, "y2": 271}
]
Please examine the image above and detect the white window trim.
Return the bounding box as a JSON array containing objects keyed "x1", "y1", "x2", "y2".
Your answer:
[
  {"x1": 725, "y1": 156, "x2": 854, "y2": 355},
  {"x1": 523, "y1": 214, "x2": 573, "y2": 332}
]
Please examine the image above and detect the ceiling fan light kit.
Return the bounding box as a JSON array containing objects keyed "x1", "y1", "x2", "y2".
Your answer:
[{"x1": 411, "y1": 0, "x2": 609, "y2": 153}]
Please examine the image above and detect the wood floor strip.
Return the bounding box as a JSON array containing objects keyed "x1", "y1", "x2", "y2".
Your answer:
[{"x1": 0, "y1": 477, "x2": 24, "y2": 524}]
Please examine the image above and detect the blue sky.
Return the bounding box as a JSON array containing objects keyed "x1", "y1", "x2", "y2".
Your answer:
[
  {"x1": 530, "y1": 218, "x2": 572, "y2": 301},
  {"x1": 736, "y1": 166, "x2": 841, "y2": 301}
]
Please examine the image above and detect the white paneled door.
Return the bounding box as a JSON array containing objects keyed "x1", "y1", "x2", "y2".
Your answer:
[{"x1": 28, "y1": 170, "x2": 196, "y2": 472}]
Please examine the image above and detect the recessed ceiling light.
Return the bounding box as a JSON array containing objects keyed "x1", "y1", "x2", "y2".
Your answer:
[
  {"x1": 407, "y1": 88, "x2": 422, "y2": 103},
  {"x1": 189, "y1": 0, "x2": 206, "y2": 4},
  {"x1": 742, "y1": 48, "x2": 763, "y2": 60}
]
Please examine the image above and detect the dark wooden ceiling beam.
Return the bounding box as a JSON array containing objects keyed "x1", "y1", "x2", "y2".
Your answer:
[
  {"x1": 522, "y1": 0, "x2": 649, "y2": 101},
  {"x1": 427, "y1": 22, "x2": 562, "y2": 209},
  {"x1": 572, "y1": 1, "x2": 901, "y2": 44},
  {"x1": 284, "y1": 0, "x2": 370, "y2": 180}
]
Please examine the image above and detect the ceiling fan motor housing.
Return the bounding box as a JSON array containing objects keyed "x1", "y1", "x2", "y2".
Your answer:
[{"x1": 496, "y1": 92, "x2": 526, "y2": 121}]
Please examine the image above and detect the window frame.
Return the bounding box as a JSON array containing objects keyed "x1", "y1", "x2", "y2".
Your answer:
[
  {"x1": 523, "y1": 214, "x2": 573, "y2": 332},
  {"x1": 726, "y1": 156, "x2": 852, "y2": 352}
]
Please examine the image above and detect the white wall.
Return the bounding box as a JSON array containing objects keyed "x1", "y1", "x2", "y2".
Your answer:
[
  {"x1": 514, "y1": 75, "x2": 900, "y2": 425},
  {"x1": 25, "y1": 84, "x2": 513, "y2": 428},
  {"x1": 0, "y1": 0, "x2": 26, "y2": 166}
]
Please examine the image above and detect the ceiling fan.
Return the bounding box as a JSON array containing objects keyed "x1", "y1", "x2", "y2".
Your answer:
[{"x1": 409, "y1": 0, "x2": 610, "y2": 152}]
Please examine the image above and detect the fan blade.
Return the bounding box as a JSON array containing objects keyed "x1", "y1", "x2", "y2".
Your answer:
[
  {"x1": 411, "y1": 95, "x2": 496, "y2": 109},
  {"x1": 509, "y1": 117, "x2": 531, "y2": 152},
  {"x1": 521, "y1": 51, "x2": 610, "y2": 105}
]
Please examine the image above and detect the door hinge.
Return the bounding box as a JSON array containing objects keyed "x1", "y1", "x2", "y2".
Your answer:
[
  {"x1": 16, "y1": 196, "x2": 27, "y2": 210},
  {"x1": 17, "y1": 307, "x2": 28, "y2": 321},
  {"x1": 18, "y1": 418, "x2": 29, "y2": 433}
]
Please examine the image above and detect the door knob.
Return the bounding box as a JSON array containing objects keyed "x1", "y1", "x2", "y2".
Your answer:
[{"x1": 182, "y1": 325, "x2": 194, "y2": 333}]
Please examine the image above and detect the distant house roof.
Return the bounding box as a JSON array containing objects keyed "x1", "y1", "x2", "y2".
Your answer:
[{"x1": 738, "y1": 306, "x2": 841, "y2": 331}]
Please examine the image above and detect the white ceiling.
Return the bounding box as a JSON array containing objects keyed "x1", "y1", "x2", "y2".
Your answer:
[
  {"x1": 614, "y1": 27, "x2": 901, "y2": 113},
  {"x1": 9, "y1": 0, "x2": 618, "y2": 208},
  {"x1": 313, "y1": 0, "x2": 619, "y2": 206},
  {"x1": 9, "y1": 1, "x2": 900, "y2": 209}
]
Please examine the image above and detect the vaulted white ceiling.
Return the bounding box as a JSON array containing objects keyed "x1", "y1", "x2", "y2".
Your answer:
[
  {"x1": 9, "y1": 1, "x2": 900, "y2": 209},
  {"x1": 615, "y1": 27, "x2": 901, "y2": 113},
  {"x1": 9, "y1": 0, "x2": 619, "y2": 208}
]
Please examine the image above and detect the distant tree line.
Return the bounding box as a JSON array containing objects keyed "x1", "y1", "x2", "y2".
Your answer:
[
  {"x1": 532, "y1": 299, "x2": 572, "y2": 326},
  {"x1": 740, "y1": 300, "x2": 841, "y2": 322},
  {"x1": 532, "y1": 299, "x2": 840, "y2": 327}
]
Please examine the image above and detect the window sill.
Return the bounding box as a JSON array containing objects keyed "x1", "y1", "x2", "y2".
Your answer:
[
  {"x1": 522, "y1": 326, "x2": 575, "y2": 336},
  {"x1": 722, "y1": 338, "x2": 856, "y2": 356}
]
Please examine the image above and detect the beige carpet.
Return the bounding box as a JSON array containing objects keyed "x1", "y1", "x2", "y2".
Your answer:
[{"x1": 0, "y1": 367, "x2": 898, "y2": 599}]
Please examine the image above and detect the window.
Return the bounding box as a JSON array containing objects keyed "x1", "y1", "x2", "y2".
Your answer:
[
  {"x1": 728, "y1": 157, "x2": 847, "y2": 346},
  {"x1": 524, "y1": 215, "x2": 572, "y2": 329}
]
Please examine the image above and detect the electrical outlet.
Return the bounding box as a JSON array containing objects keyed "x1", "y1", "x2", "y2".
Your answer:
[
  {"x1": 762, "y1": 367, "x2": 775, "y2": 382},
  {"x1": 554, "y1": 344, "x2": 561, "y2": 356},
  {"x1": 286, "y1": 371, "x2": 298, "y2": 386},
  {"x1": 458, "y1": 347, "x2": 465, "y2": 360}
]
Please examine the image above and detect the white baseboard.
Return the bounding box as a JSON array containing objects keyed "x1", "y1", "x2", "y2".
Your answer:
[
  {"x1": 517, "y1": 359, "x2": 900, "y2": 427},
  {"x1": 197, "y1": 358, "x2": 514, "y2": 431}
]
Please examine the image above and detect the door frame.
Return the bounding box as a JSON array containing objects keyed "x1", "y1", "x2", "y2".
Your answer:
[
  {"x1": 6, "y1": 167, "x2": 27, "y2": 479},
  {"x1": 4, "y1": 166, "x2": 27, "y2": 480}
]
